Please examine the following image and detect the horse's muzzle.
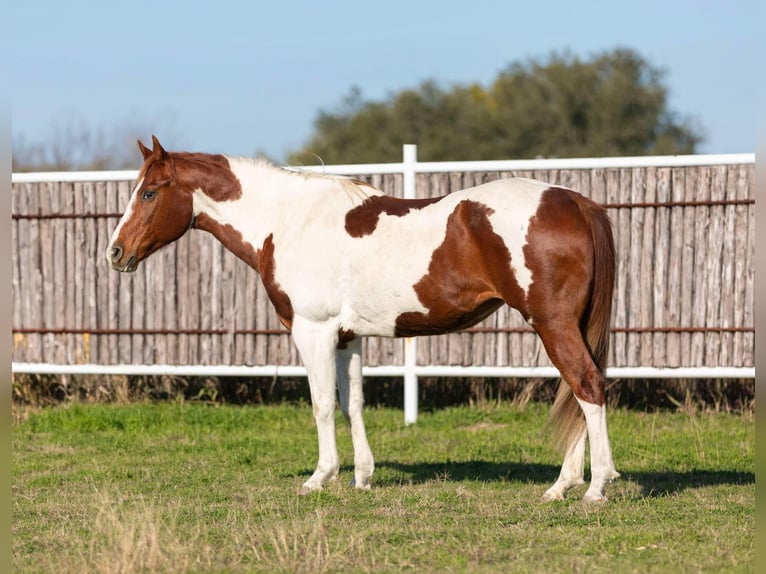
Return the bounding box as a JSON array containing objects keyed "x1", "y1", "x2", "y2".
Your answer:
[{"x1": 107, "y1": 245, "x2": 139, "y2": 272}]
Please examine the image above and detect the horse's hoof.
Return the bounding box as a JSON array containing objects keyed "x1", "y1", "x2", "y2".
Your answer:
[
  {"x1": 298, "y1": 484, "x2": 320, "y2": 496},
  {"x1": 350, "y1": 476, "x2": 372, "y2": 490},
  {"x1": 541, "y1": 490, "x2": 565, "y2": 502},
  {"x1": 582, "y1": 492, "x2": 608, "y2": 503}
]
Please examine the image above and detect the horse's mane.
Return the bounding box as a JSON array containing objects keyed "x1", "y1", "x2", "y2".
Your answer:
[
  {"x1": 143, "y1": 152, "x2": 380, "y2": 204},
  {"x1": 252, "y1": 156, "x2": 381, "y2": 203}
]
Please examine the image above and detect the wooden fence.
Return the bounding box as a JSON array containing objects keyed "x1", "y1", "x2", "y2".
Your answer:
[{"x1": 11, "y1": 159, "x2": 755, "y2": 371}]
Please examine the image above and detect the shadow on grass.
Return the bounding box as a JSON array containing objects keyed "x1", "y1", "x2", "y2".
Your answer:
[
  {"x1": 622, "y1": 469, "x2": 754, "y2": 497},
  {"x1": 296, "y1": 461, "x2": 754, "y2": 497}
]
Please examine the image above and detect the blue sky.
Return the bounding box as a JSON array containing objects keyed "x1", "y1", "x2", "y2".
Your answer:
[{"x1": 10, "y1": 0, "x2": 760, "y2": 163}]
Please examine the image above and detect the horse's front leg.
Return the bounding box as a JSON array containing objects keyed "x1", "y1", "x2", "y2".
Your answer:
[
  {"x1": 336, "y1": 338, "x2": 374, "y2": 489},
  {"x1": 291, "y1": 317, "x2": 340, "y2": 495}
]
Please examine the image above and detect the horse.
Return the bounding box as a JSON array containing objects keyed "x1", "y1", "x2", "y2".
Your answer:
[{"x1": 107, "y1": 136, "x2": 620, "y2": 502}]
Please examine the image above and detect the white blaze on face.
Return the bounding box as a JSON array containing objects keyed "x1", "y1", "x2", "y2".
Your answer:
[{"x1": 105, "y1": 176, "x2": 144, "y2": 262}]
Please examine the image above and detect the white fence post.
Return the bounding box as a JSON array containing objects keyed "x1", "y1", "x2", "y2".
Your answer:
[{"x1": 402, "y1": 144, "x2": 419, "y2": 424}]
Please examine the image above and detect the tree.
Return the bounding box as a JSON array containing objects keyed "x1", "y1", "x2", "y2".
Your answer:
[{"x1": 287, "y1": 48, "x2": 703, "y2": 164}]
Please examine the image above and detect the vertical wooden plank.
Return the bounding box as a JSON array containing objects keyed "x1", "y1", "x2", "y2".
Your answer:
[
  {"x1": 26, "y1": 182, "x2": 41, "y2": 363},
  {"x1": 741, "y1": 166, "x2": 755, "y2": 366},
  {"x1": 197, "y1": 235, "x2": 213, "y2": 364},
  {"x1": 494, "y1": 232, "x2": 509, "y2": 368},
  {"x1": 413, "y1": 332, "x2": 428, "y2": 367},
  {"x1": 652, "y1": 168, "x2": 672, "y2": 367},
  {"x1": 234, "y1": 259, "x2": 249, "y2": 365},
  {"x1": 176, "y1": 233, "x2": 190, "y2": 366},
  {"x1": 52, "y1": 182, "x2": 69, "y2": 363},
  {"x1": 44, "y1": 182, "x2": 59, "y2": 361},
  {"x1": 148, "y1": 244, "x2": 163, "y2": 364},
  {"x1": 690, "y1": 167, "x2": 711, "y2": 365},
  {"x1": 254, "y1": 258, "x2": 270, "y2": 365},
  {"x1": 704, "y1": 166, "x2": 727, "y2": 365},
  {"x1": 91, "y1": 181, "x2": 110, "y2": 363},
  {"x1": 638, "y1": 167, "x2": 656, "y2": 366},
  {"x1": 635, "y1": 168, "x2": 654, "y2": 367},
  {"x1": 25, "y1": 184, "x2": 40, "y2": 362},
  {"x1": 609, "y1": 168, "x2": 629, "y2": 366},
  {"x1": 71, "y1": 182, "x2": 87, "y2": 364},
  {"x1": 18, "y1": 184, "x2": 43, "y2": 362},
  {"x1": 186, "y1": 231, "x2": 201, "y2": 365},
  {"x1": 363, "y1": 334, "x2": 379, "y2": 367},
  {"x1": 731, "y1": 166, "x2": 747, "y2": 365},
  {"x1": 625, "y1": 168, "x2": 644, "y2": 366},
  {"x1": 229, "y1": 255, "x2": 241, "y2": 365},
  {"x1": 720, "y1": 166, "x2": 740, "y2": 365},
  {"x1": 243, "y1": 258, "x2": 258, "y2": 365},
  {"x1": 507, "y1": 314, "x2": 521, "y2": 367},
  {"x1": 678, "y1": 168, "x2": 698, "y2": 366},
  {"x1": 162, "y1": 241, "x2": 178, "y2": 364},
  {"x1": 665, "y1": 168, "x2": 685, "y2": 366},
  {"x1": 484, "y1": 308, "x2": 498, "y2": 366},
  {"x1": 223, "y1": 251, "x2": 238, "y2": 365},
  {"x1": 61, "y1": 183, "x2": 77, "y2": 363},
  {"x1": 37, "y1": 183, "x2": 54, "y2": 362},
  {"x1": 11, "y1": 206, "x2": 22, "y2": 358}
]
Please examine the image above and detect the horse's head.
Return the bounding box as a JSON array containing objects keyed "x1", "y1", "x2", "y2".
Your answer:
[{"x1": 106, "y1": 135, "x2": 195, "y2": 272}]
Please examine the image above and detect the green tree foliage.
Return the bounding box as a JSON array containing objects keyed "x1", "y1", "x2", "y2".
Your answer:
[{"x1": 288, "y1": 49, "x2": 703, "y2": 164}]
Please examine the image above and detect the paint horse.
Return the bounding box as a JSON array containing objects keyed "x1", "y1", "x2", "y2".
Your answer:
[{"x1": 107, "y1": 136, "x2": 619, "y2": 502}]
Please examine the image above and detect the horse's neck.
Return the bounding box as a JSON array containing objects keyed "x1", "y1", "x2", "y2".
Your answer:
[
  {"x1": 191, "y1": 159, "x2": 282, "y2": 244},
  {"x1": 192, "y1": 158, "x2": 351, "y2": 259}
]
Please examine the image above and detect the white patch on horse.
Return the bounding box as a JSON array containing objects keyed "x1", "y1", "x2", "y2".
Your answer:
[
  {"x1": 338, "y1": 193, "x2": 468, "y2": 335},
  {"x1": 476, "y1": 178, "x2": 550, "y2": 296},
  {"x1": 106, "y1": 176, "x2": 143, "y2": 262},
  {"x1": 575, "y1": 397, "x2": 620, "y2": 502},
  {"x1": 192, "y1": 157, "x2": 277, "y2": 252}
]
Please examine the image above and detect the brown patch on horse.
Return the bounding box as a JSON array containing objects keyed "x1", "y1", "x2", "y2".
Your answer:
[
  {"x1": 194, "y1": 216, "x2": 294, "y2": 329},
  {"x1": 523, "y1": 187, "x2": 604, "y2": 406},
  {"x1": 171, "y1": 153, "x2": 242, "y2": 201},
  {"x1": 137, "y1": 141, "x2": 242, "y2": 202},
  {"x1": 523, "y1": 187, "x2": 594, "y2": 329},
  {"x1": 256, "y1": 234, "x2": 294, "y2": 330},
  {"x1": 336, "y1": 328, "x2": 356, "y2": 350},
  {"x1": 345, "y1": 195, "x2": 444, "y2": 238},
  {"x1": 194, "y1": 213, "x2": 261, "y2": 269},
  {"x1": 394, "y1": 200, "x2": 527, "y2": 337}
]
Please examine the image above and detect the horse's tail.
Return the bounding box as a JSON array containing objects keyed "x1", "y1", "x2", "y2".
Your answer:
[{"x1": 549, "y1": 195, "x2": 615, "y2": 454}]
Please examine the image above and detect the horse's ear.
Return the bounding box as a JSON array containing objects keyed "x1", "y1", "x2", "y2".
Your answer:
[
  {"x1": 138, "y1": 139, "x2": 152, "y2": 160},
  {"x1": 150, "y1": 135, "x2": 168, "y2": 161}
]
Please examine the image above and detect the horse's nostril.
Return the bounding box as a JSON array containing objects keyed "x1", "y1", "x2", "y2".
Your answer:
[{"x1": 110, "y1": 246, "x2": 123, "y2": 262}]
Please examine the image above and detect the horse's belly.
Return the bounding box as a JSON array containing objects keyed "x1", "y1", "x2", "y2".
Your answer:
[{"x1": 392, "y1": 297, "x2": 504, "y2": 337}]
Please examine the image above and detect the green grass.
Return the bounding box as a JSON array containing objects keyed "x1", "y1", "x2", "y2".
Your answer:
[{"x1": 13, "y1": 402, "x2": 754, "y2": 573}]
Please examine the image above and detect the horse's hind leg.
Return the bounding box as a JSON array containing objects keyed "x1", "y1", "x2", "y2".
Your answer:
[
  {"x1": 541, "y1": 423, "x2": 587, "y2": 501},
  {"x1": 336, "y1": 339, "x2": 374, "y2": 489},
  {"x1": 532, "y1": 319, "x2": 619, "y2": 502}
]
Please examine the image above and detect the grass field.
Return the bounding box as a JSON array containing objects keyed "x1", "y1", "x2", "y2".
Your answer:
[{"x1": 13, "y1": 401, "x2": 754, "y2": 573}]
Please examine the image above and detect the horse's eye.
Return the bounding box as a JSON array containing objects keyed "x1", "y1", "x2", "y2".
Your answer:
[{"x1": 142, "y1": 190, "x2": 157, "y2": 201}]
